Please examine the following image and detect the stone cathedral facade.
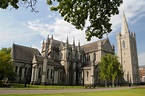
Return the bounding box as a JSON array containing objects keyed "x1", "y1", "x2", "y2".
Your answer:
[
  {"x1": 11, "y1": 12, "x2": 140, "y2": 86},
  {"x1": 12, "y1": 37, "x2": 114, "y2": 86}
]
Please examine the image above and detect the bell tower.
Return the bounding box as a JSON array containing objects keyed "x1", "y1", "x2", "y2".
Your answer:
[{"x1": 116, "y1": 12, "x2": 140, "y2": 85}]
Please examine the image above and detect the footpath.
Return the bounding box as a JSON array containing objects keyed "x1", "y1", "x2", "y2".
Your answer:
[{"x1": 0, "y1": 86, "x2": 134, "y2": 94}]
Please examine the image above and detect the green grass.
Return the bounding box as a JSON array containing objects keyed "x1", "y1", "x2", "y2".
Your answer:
[{"x1": 0, "y1": 88, "x2": 145, "y2": 96}]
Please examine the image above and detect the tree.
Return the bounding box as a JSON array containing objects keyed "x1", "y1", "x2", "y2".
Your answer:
[
  {"x1": 98, "y1": 54, "x2": 122, "y2": 87},
  {"x1": 0, "y1": 47, "x2": 15, "y2": 84},
  {"x1": 0, "y1": 0, "x2": 123, "y2": 40}
]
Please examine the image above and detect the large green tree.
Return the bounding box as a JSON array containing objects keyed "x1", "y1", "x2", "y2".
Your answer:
[
  {"x1": 98, "y1": 54, "x2": 122, "y2": 87},
  {"x1": 0, "y1": 47, "x2": 15, "y2": 83},
  {"x1": 0, "y1": 0, "x2": 123, "y2": 40}
]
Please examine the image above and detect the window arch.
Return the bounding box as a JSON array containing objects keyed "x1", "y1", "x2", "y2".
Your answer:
[
  {"x1": 68, "y1": 52, "x2": 71, "y2": 60},
  {"x1": 15, "y1": 66, "x2": 18, "y2": 73},
  {"x1": 93, "y1": 53, "x2": 96, "y2": 61},
  {"x1": 80, "y1": 55, "x2": 82, "y2": 62},
  {"x1": 75, "y1": 53, "x2": 77, "y2": 60},
  {"x1": 47, "y1": 69, "x2": 49, "y2": 79},
  {"x1": 86, "y1": 71, "x2": 89, "y2": 81},
  {"x1": 88, "y1": 55, "x2": 90, "y2": 61},
  {"x1": 50, "y1": 69, "x2": 53, "y2": 79},
  {"x1": 25, "y1": 67, "x2": 27, "y2": 75},
  {"x1": 122, "y1": 41, "x2": 125, "y2": 48},
  {"x1": 19, "y1": 67, "x2": 22, "y2": 77},
  {"x1": 38, "y1": 68, "x2": 41, "y2": 79}
]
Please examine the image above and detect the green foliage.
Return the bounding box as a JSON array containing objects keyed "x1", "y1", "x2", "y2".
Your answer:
[
  {"x1": 0, "y1": 0, "x2": 123, "y2": 40},
  {"x1": 0, "y1": 47, "x2": 15, "y2": 82},
  {"x1": 98, "y1": 54, "x2": 122, "y2": 86},
  {"x1": 48, "y1": 0, "x2": 123, "y2": 40},
  {"x1": 0, "y1": 0, "x2": 38, "y2": 12},
  {"x1": 0, "y1": 0, "x2": 19, "y2": 9},
  {"x1": 0, "y1": 47, "x2": 12, "y2": 54}
]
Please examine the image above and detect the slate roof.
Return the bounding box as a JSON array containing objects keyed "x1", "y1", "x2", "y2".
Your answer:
[
  {"x1": 33, "y1": 54, "x2": 44, "y2": 64},
  {"x1": 81, "y1": 39, "x2": 107, "y2": 53},
  {"x1": 50, "y1": 39, "x2": 78, "y2": 49},
  {"x1": 51, "y1": 39, "x2": 62, "y2": 47},
  {"x1": 12, "y1": 43, "x2": 40, "y2": 63}
]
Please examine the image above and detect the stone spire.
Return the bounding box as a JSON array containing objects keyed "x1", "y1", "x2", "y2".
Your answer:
[
  {"x1": 77, "y1": 40, "x2": 80, "y2": 51},
  {"x1": 42, "y1": 39, "x2": 44, "y2": 44},
  {"x1": 51, "y1": 34, "x2": 53, "y2": 39},
  {"x1": 65, "y1": 36, "x2": 69, "y2": 48},
  {"x1": 73, "y1": 38, "x2": 75, "y2": 46},
  {"x1": 42, "y1": 39, "x2": 45, "y2": 47},
  {"x1": 72, "y1": 38, "x2": 75, "y2": 50},
  {"x1": 41, "y1": 39, "x2": 45, "y2": 53},
  {"x1": 59, "y1": 41, "x2": 64, "y2": 50},
  {"x1": 47, "y1": 35, "x2": 49, "y2": 41},
  {"x1": 121, "y1": 11, "x2": 129, "y2": 35},
  {"x1": 78, "y1": 40, "x2": 80, "y2": 47},
  {"x1": 66, "y1": 36, "x2": 68, "y2": 44}
]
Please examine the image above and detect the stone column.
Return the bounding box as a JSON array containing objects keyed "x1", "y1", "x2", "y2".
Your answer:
[
  {"x1": 81, "y1": 71, "x2": 84, "y2": 85},
  {"x1": 41, "y1": 57, "x2": 47, "y2": 85},
  {"x1": 21, "y1": 67, "x2": 25, "y2": 82},
  {"x1": 33, "y1": 65, "x2": 38, "y2": 84},
  {"x1": 90, "y1": 61, "x2": 95, "y2": 87},
  {"x1": 73, "y1": 71, "x2": 76, "y2": 85},
  {"x1": 73, "y1": 63, "x2": 76, "y2": 85},
  {"x1": 17, "y1": 66, "x2": 20, "y2": 76},
  {"x1": 54, "y1": 71, "x2": 58, "y2": 84},
  {"x1": 65, "y1": 67, "x2": 69, "y2": 85},
  {"x1": 30, "y1": 66, "x2": 35, "y2": 84}
]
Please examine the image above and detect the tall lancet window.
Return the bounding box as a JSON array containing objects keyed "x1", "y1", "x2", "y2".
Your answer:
[
  {"x1": 38, "y1": 68, "x2": 41, "y2": 79},
  {"x1": 47, "y1": 69, "x2": 49, "y2": 79},
  {"x1": 86, "y1": 71, "x2": 89, "y2": 81},
  {"x1": 122, "y1": 41, "x2": 125, "y2": 48}
]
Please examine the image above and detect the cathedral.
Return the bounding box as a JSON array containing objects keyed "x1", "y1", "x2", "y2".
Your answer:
[{"x1": 11, "y1": 12, "x2": 140, "y2": 86}]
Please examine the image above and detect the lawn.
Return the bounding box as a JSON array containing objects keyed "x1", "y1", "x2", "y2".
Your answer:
[{"x1": 0, "y1": 88, "x2": 145, "y2": 96}]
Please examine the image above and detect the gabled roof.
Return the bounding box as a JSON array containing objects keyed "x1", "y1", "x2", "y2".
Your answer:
[
  {"x1": 81, "y1": 39, "x2": 107, "y2": 53},
  {"x1": 33, "y1": 54, "x2": 44, "y2": 63},
  {"x1": 12, "y1": 43, "x2": 41, "y2": 63},
  {"x1": 50, "y1": 39, "x2": 78, "y2": 50}
]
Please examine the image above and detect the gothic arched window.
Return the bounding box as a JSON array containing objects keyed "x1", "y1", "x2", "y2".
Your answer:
[
  {"x1": 88, "y1": 55, "x2": 90, "y2": 61},
  {"x1": 19, "y1": 67, "x2": 22, "y2": 77},
  {"x1": 122, "y1": 41, "x2": 125, "y2": 48},
  {"x1": 93, "y1": 53, "x2": 96, "y2": 61},
  {"x1": 25, "y1": 67, "x2": 27, "y2": 75},
  {"x1": 68, "y1": 52, "x2": 71, "y2": 60},
  {"x1": 86, "y1": 71, "x2": 89, "y2": 81},
  {"x1": 47, "y1": 69, "x2": 49, "y2": 79},
  {"x1": 38, "y1": 68, "x2": 41, "y2": 79},
  {"x1": 15, "y1": 66, "x2": 18, "y2": 73},
  {"x1": 50, "y1": 69, "x2": 53, "y2": 79},
  {"x1": 75, "y1": 53, "x2": 77, "y2": 60}
]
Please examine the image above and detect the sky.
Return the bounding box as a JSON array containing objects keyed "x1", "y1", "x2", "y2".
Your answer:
[{"x1": 0, "y1": 0, "x2": 145, "y2": 65}]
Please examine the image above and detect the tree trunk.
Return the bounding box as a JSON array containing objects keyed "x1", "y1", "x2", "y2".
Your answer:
[
  {"x1": 112, "y1": 79, "x2": 115, "y2": 87},
  {"x1": 105, "y1": 80, "x2": 107, "y2": 87}
]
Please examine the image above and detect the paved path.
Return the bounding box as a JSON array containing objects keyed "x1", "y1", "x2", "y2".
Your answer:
[{"x1": 0, "y1": 87, "x2": 133, "y2": 94}]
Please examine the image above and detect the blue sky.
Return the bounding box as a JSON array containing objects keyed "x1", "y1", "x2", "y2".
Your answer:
[{"x1": 0, "y1": 0, "x2": 145, "y2": 65}]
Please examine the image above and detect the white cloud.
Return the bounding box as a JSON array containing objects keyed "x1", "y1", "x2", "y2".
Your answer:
[
  {"x1": 26, "y1": 18, "x2": 99, "y2": 45},
  {"x1": 138, "y1": 52, "x2": 145, "y2": 65},
  {"x1": 26, "y1": 0, "x2": 145, "y2": 43},
  {"x1": 110, "y1": 0, "x2": 145, "y2": 33}
]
